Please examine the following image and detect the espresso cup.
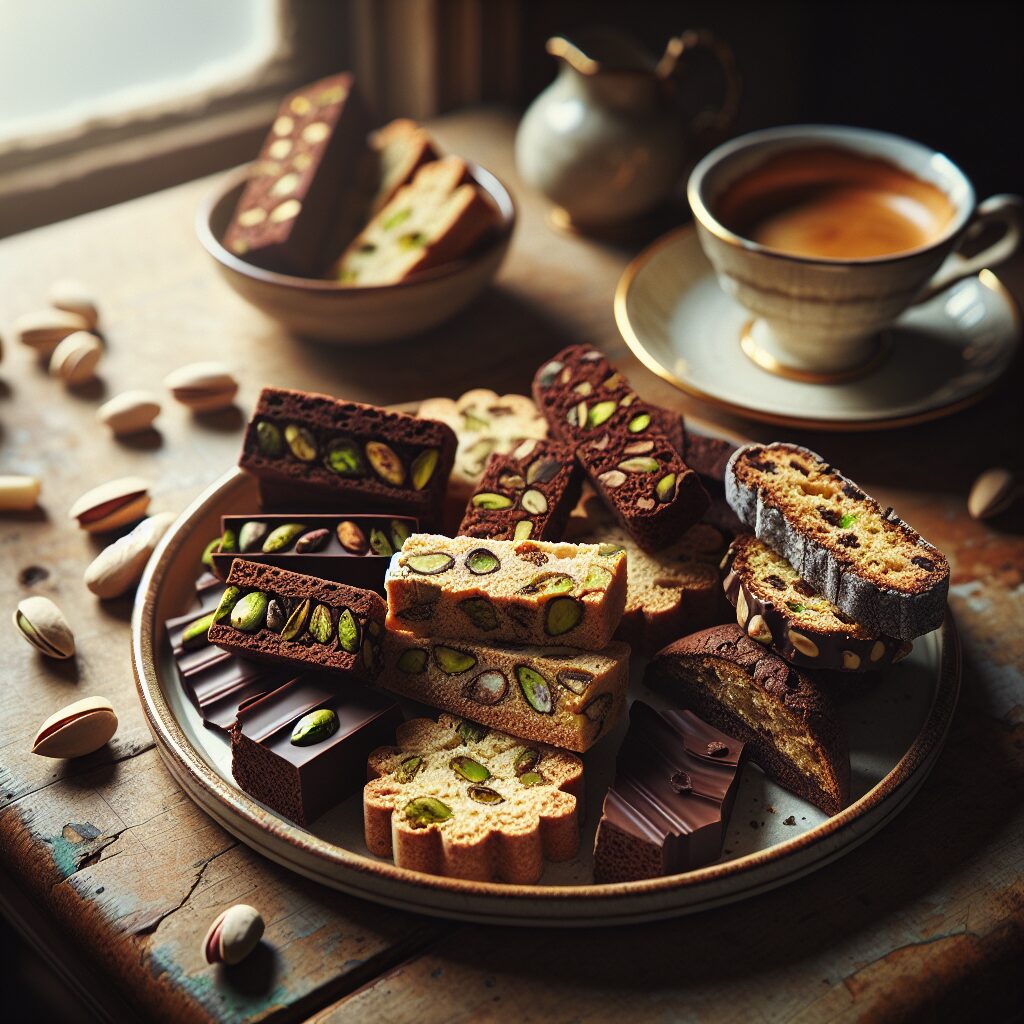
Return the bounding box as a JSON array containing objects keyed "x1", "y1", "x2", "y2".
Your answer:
[{"x1": 688, "y1": 125, "x2": 1023, "y2": 377}]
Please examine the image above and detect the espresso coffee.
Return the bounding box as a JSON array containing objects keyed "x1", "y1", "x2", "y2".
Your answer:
[{"x1": 715, "y1": 147, "x2": 957, "y2": 260}]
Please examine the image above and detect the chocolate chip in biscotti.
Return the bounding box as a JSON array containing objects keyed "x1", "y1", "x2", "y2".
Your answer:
[
  {"x1": 385, "y1": 533, "x2": 627, "y2": 651},
  {"x1": 725, "y1": 443, "x2": 949, "y2": 641},
  {"x1": 531, "y1": 344, "x2": 685, "y2": 453},
  {"x1": 722, "y1": 533, "x2": 912, "y2": 672},
  {"x1": 364, "y1": 714, "x2": 584, "y2": 883},
  {"x1": 379, "y1": 631, "x2": 629, "y2": 753},
  {"x1": 457, "y1": 439, "x2": 583, "y2": 542},
  {"x1": 223, "y1": 73, "x2": 370, "y2": 276},
  {"x1": 645, "y1": 624, "x2": 850, "y2": 815}
]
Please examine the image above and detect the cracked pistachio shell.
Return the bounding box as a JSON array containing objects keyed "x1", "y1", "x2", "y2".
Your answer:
[
  {"x1": 281, "y1": 598, "x2": 311, "y2": 641},
  {"x1": 203, "y1": 904, "x2": 264, "y2": 966},
  {"x1": 164, "y1": 362, "x2": 238, "y2": 412},
  {"x1": 336, "y1": 520, "x2": 368, "y2": 553},
  {"x1": 32, "y1": 696, "x2": 116, "y2": 758},
  {"x1": 294, "y1": 528, "x2": 329, "y2": 553},
  {"x1": 84, "y1": 512, "x2": 176, "y2": 598},
  {"x1": 97, "y1": 390, "x2": 161, "y2": 436},
  {"x1": 14, "y1": 596, "x2": 75, "y2": 658},
  {"x1": 463, "y1": 669, "x2": 508, "y2": 705},
  {"x1": 69, "y1": 476, "x2": 150, "y2": 533}
]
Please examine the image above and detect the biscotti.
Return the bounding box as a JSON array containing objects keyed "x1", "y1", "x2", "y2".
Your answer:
[
  {"x1": 208, "y1": 562, "x2": 386, "y2": 681},
  {"x1": 239, "y1": 387, "x2": 456, "y2": 527},
  {"x1": 223, "y1": 74, "x2": 369, "y2": 275},
  {"x1": 593, "y1": 703, "x2": 747, "y2": 882},
  {"x1": 364, "y1": 714, "x2": 583, "y2": 882},
  {"x1": 416, "y1": 389, "x2": 549, "y2": 514},
  {"x1": 385, "y1": 534, "x2": 627, "y2": 651},
  {"x1": 333, "y1": 157, "x2": 497, "y2": 285},
  {"x1": 683, "y1": 432, "x2": 745, "y2": 538},
  {"x1": 457, "y1": 439, "x2": 582, "y2": 542},
  {"x1": 646, "y1": 625, "x2": 850, "y2": 815},
  {"x1": 725, "y1": 443, "x2": 949, "y2": 640},
  {"x1": 232, "y1": 675, "x2": 402, "y2": 826},
  {"x1": 210, "y1": 513, "x2": 417, "y2": 592},
  {"x1": 368, "y1": 118, "x2": 438, "y2": 213},
  {"x1": 723, "y1": 534, "x2": 911, "y2": 672},
  {"x1": 576, "y1": 431, "x2": 709, "y2": 552},
  {"x1": 532, "y1": 345, "x2": 684, "y2": 452},
  {"x1": 380, "y1": 631, "x2": 629, "y2": 752}
]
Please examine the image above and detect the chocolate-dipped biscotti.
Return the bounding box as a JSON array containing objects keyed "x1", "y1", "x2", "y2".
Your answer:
[
  {"x1": 239, "y1": 388, "x2": 456, "y2": 527},
  {"x1": 646, "y1": 625, "x2": 850, "y2": 815},
  {"x1": 208, "y1": 562, "x2": 386, "y2": 681},
  {"x1": 210, "y1": 514, "x2": 417, "y2": 592},
  {"x1": 385, "y1": 534, "x2": 628, "y2": 650},
  {"x1": 726, "y1": 443, "x2": 949, "y2": 641},
  {"x1": 232, "y1": 675, "x2": 402, "y2": 826},
  {"x1": 223, "y1": 73, "x2": 369, "y2": 276},
  {"x1": 723, "y1": 534, "x2": 911, "y2": 672},
  {"x1": 593, "y1": 703, "x2": 747, "y2": 883},
  {"x1": 458, "y1": 439, "x2": 582, "y2": 542},
  {"x1": 380, "y1": 632, "x2": 629, "y2": 753},
  {"x1": 364, "y1": 715, "x2": 584, "y2": 883}
]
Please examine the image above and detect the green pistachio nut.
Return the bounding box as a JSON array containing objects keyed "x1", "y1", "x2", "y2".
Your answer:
[
  {"x1": 586, "y1": 400, "x2": 617, "y2": 429},
  {"x1": 581, "y1": 565, "x2": 612, "y2": 591},
  {"x1": 322, "y1": 436, "x2": 365, "y2": 476},
  {"x1": 397, "y1": 647, "x2": 428, "y2": 674},
  {"x1": 519, "y1": 771, "x2": 545, "y2": 788},
  {"x1": 618, "y1": 456, "x2": 660, "y2": 473},
  {"x1": 337, "y1": 608, "x2": 360, "y2": 653},
  {"x1": 220, "y1": 528, "x2": 238, "y2": 554},
  {"x1": 201, "y1": 537, "x2": 221, "y2": 569},
  {"x1": 520, "y1": 572, "x2": 574, "y2": 596},
  {"x1": 410, "y1": 448, "x2": 440, "y2": 491},
  {"x1": 255, "y1": 420, "x2": 284, "y2": 457},
  {"x1": 471, "y1": 492, "x2": 513, "y2": 510},
  {"x1": 433, "y1": 645, "x2": 477, "y2": 674},
  {"x1": 404, "y1": 552, "x2": 454, "y2": 575},
  {"x1": 513, "y1": 748, "x2": 540, "y2": 776},
  {"x1": 394, "y1": 755, "x2": 424, "y2": 782},
  {"x1": 230, "y1": 591, "x2": 269, "y2": 632},
  {"x1": 290, "y1": 708, "x2": 338, "y2": 746},
  {"x1": 513, "y1": 520, "x2": 533, "y2": 542},
  {"x1": 213, "y1": 585, "x2": 243, "y2": 625},
  {"x1": 459, "y1": 597, "x2": 499, "y2": 631},
  {"x1": 389, "y1": 520, "x2": 412, "y2": 550},
  {"x1": 403, "y1": 796, "x2": 453, "y2": 828},
  {"x1": 369, "y1": 528, "x2": 393, "y2": 557},
  {"x1": 285, "y1": 424, "x2": 317, "y2": 461},
  {"x1": 545, "y1": 596, "x2": 584, "y2": 637},
  {"x1": 655, "y1": 473, "x2": 677, "y2": 503},
  {"x1": 182, "y1": 611, "x2": 215, "y2": 650},
  {"x1": 456, "y1": 719, "x2": 488, "y2": 744},
  {"x1": 465, "y1": 548, "x2": 500, "y2": 574},
  {"x1": 467, "y1": 785, "x2": 504, "y2": 805},
  {"x1": 262, "y1": 523, "x2": 306, "y2": 552},
  {"x1": 450, "y1": 756, "x2": 491, "y2": 783},
  {"x1": 627, "y1": 412, "x2": 651, "y2": 434},
  {"x1": 281, "y1": 598, "x2": 311, "y2": 641},
  {"x1": 516, "y1": 665, "x2": 555, "y2": 714},
  {"x1": 308, "y1": 603, "x2": 334, "y2": 644},
  {"x1": 365, "y1": 441, "x2": 405, "y2": 486}
]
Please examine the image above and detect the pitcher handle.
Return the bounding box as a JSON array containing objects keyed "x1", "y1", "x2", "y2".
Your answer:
[{"x1": 657, "y1": 29, "x2": 742, "y2": 146}]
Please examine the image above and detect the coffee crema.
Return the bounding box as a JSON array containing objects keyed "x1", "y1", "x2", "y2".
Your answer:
[{"x1": 714, "y1": 147, "x2": 957, "y2": 260}]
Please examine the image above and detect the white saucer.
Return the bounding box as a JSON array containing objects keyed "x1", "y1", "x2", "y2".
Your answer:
[{"x1": 615, "y1": 226, "x2": 1021, "y2": 430}]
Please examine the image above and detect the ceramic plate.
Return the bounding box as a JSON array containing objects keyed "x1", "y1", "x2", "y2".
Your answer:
[
  {"x1": 131, "y1": 422, "x2": 960, "y2": 926},
  {"x1": 615, "y1": 227, "x2": 1021, "y2": 430}
]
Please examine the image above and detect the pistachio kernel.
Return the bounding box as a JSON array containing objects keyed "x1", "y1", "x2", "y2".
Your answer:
[
  {"x1": 239, "y1": 521, "x2": 268, "y2": 552},
  {"x1": 394, "y1": 755, "x2": 424, "y2": 783},
  {"x1": 405, "y1": 552, "x2": 454, "y2": 575},
  {"x1": 255, "y1": 420, "x2": 284, "y2": 457},
  {"x1": 627, "y1": 412, "x2": 651, "y2": 433},
  {"x1": 281, "y1": 598, "x2": 312, "y2": 641},
  {"x1": 467, "y1": 785, "x2": 504, "y2": 805},
  {"x1": 404, "y1": 796, "x2": 453, "y2": 828},
  {"x1": 463, "y1": 669, "x2": 508, "y2": 705},
  {"x1": 450, "y1": 755, "x2": 491, "y2": 783},
  {"x1": 231, "y1": 591, "x2": 269, "y2": 632},
  {"x1": 466, "y1": 548, "x2": 500, "y2": 574},
  {"x1": 397, "y1": 647, "x2": 428, "y2": 674},
  {"x1": 597, "y1": 543, "x2": 625, "y2": 557},
  {"x1": 623, "y1": 439, "x2": 655, "y2": 456},
  {"x1": 520, "y1": 572, "x2": 573, "y2": 596},
  {"x1": 295, "y1": 528, "x2": 329, "y2": 553},
  {"x1": 284, "y1": 424, "x2": 317, "y2": 461},
  {"x1": 457, "y1": 719, "x2": 488, "y2": 744},
  {"x1": 336, "y1": 520, "x2": 369, "y2": 554},
  {"x1": 323, "y1": 437, "x2": 365, "y2": 476},
  {"x1": 513, "y1": 748, "x2": 540, "y2": 776},
  {"x1": 544, "y1": 596, "x2": 584, "y2": 637},
  {"x1": 201, "y1": 537, "x2": 221, "y2": 569},
  {"x1": 369, "y1": 528, "x2": 393, "y2": 557},
  {"x1": 459, "y1": 597, "x2": 499, "y2": 631},
  {"x1": 655, "y1": 473, "x2": 677, "y2": 503},
  {"x1": 290, "y1": 708, "x2": 338, "y2": 746},
  {"x1": 212, "y1": 585, "x2": 243, "y2": 625},
  {"x1": 182, "y1": 611, "x2": 215, "y2": 650},
  {"x1": 262, "y1": 522, "x2": 306, "y2": 552},
  {"x1": 471, "y1": 492, "x2": 513, "y2": 510},
  {"x1": 581, "y1": 565, "x2": 612, "y2": 592},
  {"x1": 618, "y1": 456, "x2": 659, "y2": 473},
  {"x1": 337, "y1": 608, "x2": 360, "y2": 653},
  {"x1": 365, "y1": 441, "x2": 405, "y2": 486},
  {"x1": 410, "y1": 448, "x2": 440, "y2": 491},
  {"x1": 526, "y1": 457, "x2": 560, "y2": 485},
  {"x1": 433, "y1": 645, "x2": 477, "y2": 674},
  {"x1": 513, "y1": 520, "x2": 533, "y2": 542},
  {"x1": 520, "y1": 489, "x2": 548, "y2": 515},
  {"x1": 598, "y1": 470, "x2": 626, "y2": 488},
  {"x1": 586, "y1": 400, "x2": 617, "y2": 429},
  {"x1": 516, "y1": 665, "x2": 554, "y2": 714},
  {"x1": 361, "y1": 634, "x2": 380, "y2": 675},
  {"x1": 519, "y1": 771, "x2": 545, "y2": 788},
  {"x1": 308, "y1": 603, "x2": 334, "y2": 644},
  {"x1": 390, "y1": 520, "x2": 411, "y2": 550},
  {"x1": 537, "y1": 360, "x2": 563, "y2": 388}
]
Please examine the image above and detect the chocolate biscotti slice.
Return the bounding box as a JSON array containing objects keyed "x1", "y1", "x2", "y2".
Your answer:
[
  {"x1": 725, "y1": 443, "x2": 949, "y2": 640},
  {"x1": 380, "y1": 632, "x2": 629, "y2": 752},
  {"x1": 385, "y1": 534, "x2": 627, "y2": 651},
  {"x1": 208, "y1": 562, "x2": 386, "y2": 681},
  {"x1": 458, "y1": 439, "x2": 583, "y2": 543},
  {"x1": 646, "y1": 625, "x2": 850, "y2": 815},
  {"x1": 224, "y1": 73, "x2": 369, "y2": 276},
  {"x1": 368, "y1": 118, "x2": 439, "y2": 213},
  {"x1": 333, "y1": 156, "x2": 498, "y2": 285},
  {"x1": 364, "y1": 714, "x2": 583, "y2": 883},
  {"x1": 232, "y1": 675, "x2": 402, "y2": 826},
  {"x1": 593, "y1": 703, "x2": 747, "y2": 883},
  {"x1": 576, "y1": 431, "x2": 709, "y2": 552},
  {"x1": 239, "y1": 387, "x2": 456, "y2": 527},
  {"x1": 683, "y1": 432, "x2": 745, "y2": 538},
  {"x1": 532, "y1": 344, "x2": 685, "y2": 452},
  {"x1": 723, "y1": 534, "x2": 911, "y2": 672}
]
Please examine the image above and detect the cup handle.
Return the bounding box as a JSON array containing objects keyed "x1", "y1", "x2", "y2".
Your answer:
[
  {"x1": 916, "y1": 193, "x2": 1024, "y2": 303},
  {"x1": 657, "y1": 29, "x2": 742, "y2": 146}
]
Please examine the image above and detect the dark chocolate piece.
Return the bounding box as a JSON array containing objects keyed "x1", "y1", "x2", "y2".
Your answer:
[
  {"x1": 457, "y1": 439, "x2": 582, "y2": 542},
  {"x1": 210, "y1": 513, "x2": 417, "y2": 592},
  {"x1": 645, "y1": 625, "x2": 850, "y2": 815},
  {"x1": 683, "y1": 432, "x2": 745, "y2": 538},
  {"x1": 208, "y1": 562, "x2": 387, "y2": 680},
  {"x1": 223, "y1": 73, "x2": 370, "y2": 276},
  {"x1": 593, "y1": 702, "x2": 747, "y2": 883},
  {"x1": 239, "y1": 387, "x2": 456, "y2": 528},
  {"x1": 532, "y1": 344, "x2": 684, "y2": 452},
  {"x1": 231, "y1": 675, "x2": 402, "y2": 826},
  {"x1": 576, "y1": 432, "x2": 709, "y2": 553}
]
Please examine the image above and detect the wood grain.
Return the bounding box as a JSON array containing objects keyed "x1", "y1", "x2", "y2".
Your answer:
[{"x1": 1, "y1": 109, "x2": 1022, "y2": 1022}]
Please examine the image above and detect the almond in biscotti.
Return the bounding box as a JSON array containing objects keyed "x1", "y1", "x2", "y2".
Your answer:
[
  {"x1": 725, "y1": 443, "x2": 949, "y2": 641},
  {"x1": 364, "y1": 714, "x2": 583, "y2": 883}
]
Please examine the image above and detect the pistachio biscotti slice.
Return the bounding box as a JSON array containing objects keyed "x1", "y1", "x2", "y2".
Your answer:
[
  {"x1": 368, "y1": 118, "x2": 438, "y2": 213},
  {"x1": 725, "y1": 443, "x2": 949, "y2": 641},
  {"x1": 365, "y1": 714, "x2": 583, "y2": 883},
  {"x1": 385, "y1": 534, "x2": 627, "y2": 650},
  {"x1": 333, "y1": 156, "x2": 497, "y2": 285},
  {"x1": 723, "y1": 534, "x2": 911, "y2": 672},
  {"x1": 380, "y1": 631, "x2": 629, "y2": 752}
]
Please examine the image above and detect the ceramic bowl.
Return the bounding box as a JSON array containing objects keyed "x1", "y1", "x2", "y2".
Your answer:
[{"x1": 196, "y1": 163, "x2": 515, "y2": 344}]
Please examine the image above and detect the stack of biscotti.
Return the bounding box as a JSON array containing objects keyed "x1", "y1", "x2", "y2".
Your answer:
[
  {"x1": 381, "y1": 533, "x2": 631, "y2": 753},
  {"x1": 530, "y1": 345, "x2": 709, "y2": 552}
]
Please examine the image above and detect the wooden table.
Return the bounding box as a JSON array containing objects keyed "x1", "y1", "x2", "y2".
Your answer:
[{"x1": 1, "y1": 110, "x2": 1021, "y2": 1024}]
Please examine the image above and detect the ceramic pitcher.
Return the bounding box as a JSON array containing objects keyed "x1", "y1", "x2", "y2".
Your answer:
[{"x1": 515, "y1": 28, "x2": 740, "y2": 230}]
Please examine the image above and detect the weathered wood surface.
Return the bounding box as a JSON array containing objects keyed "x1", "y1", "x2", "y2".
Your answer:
[{"x1": 1, "y1": 110, "x2": 1022, "y2": 1023}]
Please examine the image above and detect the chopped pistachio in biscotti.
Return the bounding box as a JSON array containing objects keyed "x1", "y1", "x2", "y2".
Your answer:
[
  {"x1": 379, "y1": 631, "x2": 629, "y2": 752},
  {"x1": 364, "y1": 714, "x2": 583, "y2": 883},
  {"x1": 725, "y1": 443, "x2": 950, "y2": 641},
  {"x1": 385, "y1": 534, "x2": 627, "y2": 650},
  {"x1": 723, "y1": 534, "x2": 911, "y2": 672}
]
